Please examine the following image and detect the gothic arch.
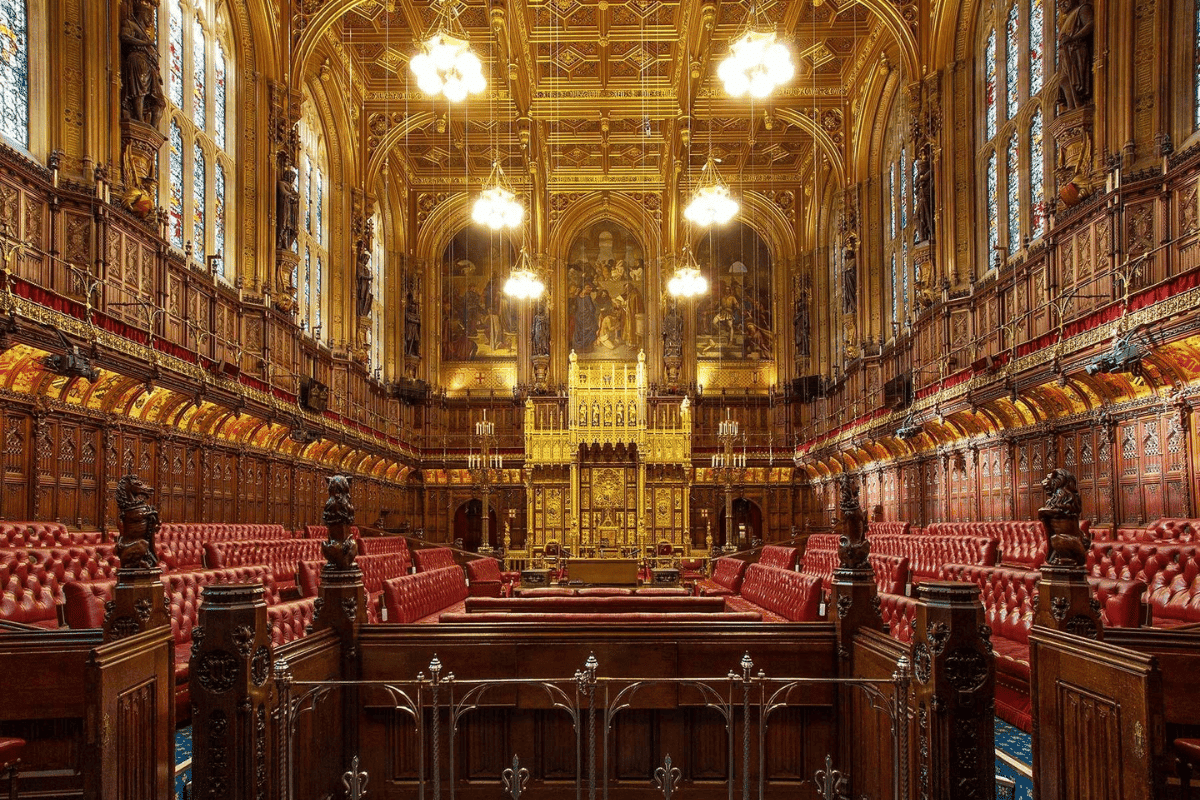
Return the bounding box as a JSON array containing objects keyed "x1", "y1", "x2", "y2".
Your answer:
[{"x1": 547, "y1": 192, "x2": 663, "y2": 261}]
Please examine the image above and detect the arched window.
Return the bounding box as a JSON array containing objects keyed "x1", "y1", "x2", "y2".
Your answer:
[
  {"x1": 882, "y1": 113, "x2": 913, "y2": 334},
  {"x1": 369, "y1": 211, "x2": 385, "y2": 376},
  {"x1": 0, "y1": 0, "x2": 29, "y2": 150},
  {"x1": 159, "y1": 0, "x2": 235, "y2": 280},
  {"x1": 295, "y1": 103, "x2": 328, "y2": 342},
  {"x1": 978, "y1": 0, "x2": 1053, "y2": 269}
]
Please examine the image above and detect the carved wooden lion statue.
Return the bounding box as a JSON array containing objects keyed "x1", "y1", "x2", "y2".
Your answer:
[
  {"x1": 321, "y1": 474, "x2": 359, "y2": 570},
  {"x1": 1039, "y1": 468, "x2": 1088, "y2": 567},
  {"x1": 115, "y1": 474, "x2": 160, "y2": 570}
]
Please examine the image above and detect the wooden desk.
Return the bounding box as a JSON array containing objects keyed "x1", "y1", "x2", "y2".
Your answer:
[{"x1": 568, "y1": 558, "x2": 640, "y2": 586}]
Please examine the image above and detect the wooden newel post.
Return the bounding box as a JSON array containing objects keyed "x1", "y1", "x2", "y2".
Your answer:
[
  {"x1": 104, "y1": 475, "x2": 169, "y2": 641},
  {"x1": 831, "y1": 475, "x2": 883, "y2": 669},
  {"x1": 314, "y1": 475, "x2": 367, "y2": 641},
  {"x1": 913, "y1": 581, "x2": 996, "y2": 800},
  {"x1": 1033, "y1": 469, "x2": 1102, "y2": 638},
  {"x1": 189, "y1": 583, "x2": 276, "y2": 800}
]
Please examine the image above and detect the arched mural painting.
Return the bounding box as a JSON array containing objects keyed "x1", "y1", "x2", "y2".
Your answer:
[
  {"x1": 441, "y1": 228, "x2": 518, "y2": 362},
  {"x1": 694, "y1": 222, "x2": 773, "y2": 361},
  {"x1": 565, "y1": 220, "x2": 648, "y2": 361}
]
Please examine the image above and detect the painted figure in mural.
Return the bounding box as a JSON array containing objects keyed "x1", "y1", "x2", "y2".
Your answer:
[
  {"x1": 565, "y1": 223, "x2": 647, "y2": 360},
  {"x1": 404, "y1": 292, "x2": 421, "y2": 358},
  {"x1": 120, "y1": 0, "x2": 166, "y2": 127},
  {"x1": 694, "y1": 223, "x2": 773, "y2": 359},
  {"x1": 1057, "y1": 0, "x2": 1094, "y2": 111},
  {"x1": 441, "y1": 230, "x2": 518, "y2": 360},
  {"x1": 276, "y1": 164, "x2": 300, "y2": 252},
  {"x1": 912, "y1": 148, "x2": 934, "y2": 245},
  {"x1": 531, "y1": 301, "x2": 550, "y2": 357},
  {"x1": 841, "y1": 247, "x2": 858, "y2": 315},
  {"x1": 572, "y1": 284, "x2": 599, "y2": 352}
]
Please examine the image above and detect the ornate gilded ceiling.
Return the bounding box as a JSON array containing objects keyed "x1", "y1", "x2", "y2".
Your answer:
[{"x1": 321, "y1": 0, "x2": 882, "y2": 190}]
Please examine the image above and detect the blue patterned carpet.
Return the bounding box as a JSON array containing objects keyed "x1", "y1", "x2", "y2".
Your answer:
[{"x1": 172, "y1": 717, "x2": 1035, "y2": 798}]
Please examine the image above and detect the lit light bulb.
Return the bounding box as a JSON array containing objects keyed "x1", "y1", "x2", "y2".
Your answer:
[{"x1": 718, "y1": 24, "x2": 793, "y2": 99}]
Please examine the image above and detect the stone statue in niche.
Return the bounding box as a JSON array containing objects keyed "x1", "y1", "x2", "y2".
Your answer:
[
  {"x1": 321, "y1": 474, "x2": 359, "y2": 571},
  {"x1": 662, "y1": 301, "x2": 683, "y2": 359},
  {"x1": 355, "y1": 248, "x2": 374, "y2": 320},
  {"x1": 1039, "y1": 468, "x2": 1089, "y2": 566},
  {"x1": 404, "y1": 292, "x2": 421, "y2": 358},
  {"x1": 841, "y1": 247, "x2": 858, "y2": 315},
  {"x1": 794, "y1": 294, "x2": 811, "y2": 359},
  {"x1": 1056, "y1": 0, "x2": 1095, "y2": 110},
  {"x1": 530, "y1": 301, "x2": 550, "y2": 357},
  {"x1": 119, "y1": 0, "x2": 165, "y2": 127},
  {"x1": 114, "y1": 474, "x2": 160, "y2": 570},
  {"x1": 276, "y1": 164, "x2": 300, "y2": 252},
  {"x1": 912, "y1": 147, "x2": 934, "y2": 245}
]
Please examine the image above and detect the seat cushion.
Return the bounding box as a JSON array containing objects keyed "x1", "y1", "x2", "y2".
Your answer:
[
  {"x1": 1175, "y1": 738, "x2": 1200, "y2": 763},
  {"x1": 0, "y1": 736, "x2": 26, "y2": 769}
]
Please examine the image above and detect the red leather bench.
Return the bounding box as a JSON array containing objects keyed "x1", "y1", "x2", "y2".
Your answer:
[
  {"x1": 878, "y1": 592, "x2": 917, "y2": 642},
  {"x1": 358, "y1": 536, "x2": 410, "y2": 558},
  {"x1": 758, "y1": 545, "x2": 800, "y2": 570},
  {"x1": 296, "y1": 552, "x2": 411, "y2": 622},
  {"x1": 381, "y1": 566, "x2": 469, "y2": 623},
  {"x1": 412, "y1": 547, "x2": 459, "y2": 573},
  {"x1": 463, "y1": 596, "x2": 728, "y2": 614},
  {"x1": 436, "y1": 611, "x2": 765, "y2": 624},
  {"x1": 0, "y1": 522, "x2": 102, "y2": 548},
  {"x1": 1, "y1": 546, "x2": 121, "y2": 627},
  {"x1": 204, "y1": 539, "x2": 323, "y2": 588},
  {"x1": 1146, "y1": 546, "x2": 1200, "y2": 628},
  {"x1": 869, "y1": 554, "x2": 909, "y2": 596},
  {"x1": 695, "y1": 557, "x2": 748, "y2": 597},
  {"x1": 156, "y1": 523, "x2": 290, "y2": 569},
  {"x1": 304, "y1": 525, "x2": 361, "y2": 540},
  {"x1": 870, "y1": 534, "x2": 999, "y2": 582},
  {"x1": 799, "y1": 533, "x2": 839, "y2": 592},
  {"x1": 724, "y1": 564, "x2": 823, "y2": 622},
  {"x1": 867, "y1": 521, "x2": 912, "y2": 537},
  {"x1": 465, "y1": 557, "x2": 520, "y2": 597},
  {"x1": 1146, "y1": 518, "x2": 1200, "y2": 543}
]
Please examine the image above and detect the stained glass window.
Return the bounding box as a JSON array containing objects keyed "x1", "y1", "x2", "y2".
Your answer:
[
  {"x1": 168, "y1": 0, "x2": 184, "y2": 108},
  {"x1": 193, "y1": 144, "x2": 206, "y2": 260},
  {"x1": 985, "y1": 28, "x2": 998, "y2": 139},
  {"x1": 1030, "y1": 110, "x2": 1045, "y2": 239},
  {"x1": 169, "y1": 120, "x2": 184, "y2": 248},
  {"x1": 0, "y1": 0, "x2": 29, "y2": 148},
  {"x1": 891, "y1": 255, "x2": 899, "y2": 329},
  {"x1": 303, "y1": 156, "x2": 312, "y2": 232},
  {"x1": 370, "y1": 212, "x2": 385, "y2": 372},
  {"x1": 1030, "y1": 0, "x2": 1044, "y2": 94},
  {"x1": 192, "y1": 20, "x2": 206, "y2": 129},
  {"x1": 900, "y1": 147, "x2": 908, "y2": 230},
  {"x1": 215, "y1": 164, "x2": 226, "y2": 268},
  {"x1": 316, "y1": 256, "x2": 323, "y2": 334},
  {"x1": 304, "y1": 248, "x2": 312, "y2": 326},
  {"x1": 987, "y1": 152, "x2": 999, "y2": 268},
  {"x1": 1007, "y1": 134, "x2": 1020, "y2": 249},
  {"x1": 316, "y1": 172, "x2": 324, "y2": 245},
  {"x1": 1005, "y1": 4, "x2": 1020, "y2": 120},
  {"x1": 295, "y1": 107, "x2": 329, "y2": 341},
  {"x1": 902, "y1": 240, "x2": 909, "y2": 318},
  {"x1": 889, "y1": 163, "x2": 897, "y2": 235},
  {"x1": 214, "y1": 42, "x2": 227, "y2": 150}
]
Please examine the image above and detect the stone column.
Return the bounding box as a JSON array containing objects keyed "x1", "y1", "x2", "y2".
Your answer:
[
  {"x1": 189, "y1": 583, "x2": 275, "y2": 800},
  {"x1": 912, "y1": 581, "x2": 996, "y2": 800}
]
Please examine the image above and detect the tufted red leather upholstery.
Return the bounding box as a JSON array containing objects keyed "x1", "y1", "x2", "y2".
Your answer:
[
  {"x1": 758, "y1": 545, "x2": 800, "y2": 570},
  {"x1": 868, "y1": 521, "x2": 911, "y2": 537},
  {"x1": 155, "y1": 523, "x2": 290, "y2": 569},
  {"x1": 1088, "y1": 577, "x2": 1147, "y2": 628},
  {"x1": 922, "y1": 521, "x2": 1047, "y2": 568},
  {"x1": 382, "y1": 566, "x2": 469, "y2": 623},
  {"x1": 295, "y1": 553, "x2": 410, "y2": 622},
  {"x1": 1147, "y1": 545, "x2": 1200, "y2": 627},
  {"x1": 412, "y1": 547, "x2": 458, "y2": 573},
  {"x1": 0, "y1": 546, "x2": 121, "y2": 626},
  {"x1": 733, "y1": 564, "x2": 823, "y2": 622},
  {"x1": 464, "y1": 596, "x2": 727, "y2": 614},
  {"x1": 878, "y1": 592, "x2": 917, "y2": 643},
  {"x1": 799, "y1": 533, "x2": 839, "y2": 592},
  {"x1": 0, "y1": 521, "x2": 102, "y2": 548},
  {"x1": 303, "y1": 525, "x2": 360, "y2": 540},
  {"x1": 695, "y1": 558, "x2": 749, "y2": 596},
  {"x1": 871, "y1": 534, "x2": 998, "y2": 581},
  {"x1": 869, "y1": 555, "x2": 910, "y2": 595},
  {"x1": 1147, "y1": 518, "x2": 1200, "y2": 543},
  {"x1": 204, "y1": 539, "x2": 323, "y2": 587},
  {"x1": 437, "y1": 611, "x2": 764, "y2": 624},
  {"x1": 515, "y1": 587, "x2": 575, "y2": 597},
  {"x1": 358, "y1": 536, "x2": 410, "y2": 558},
  {"x1": 268, "y1": 597, "x2": 317, "y2": 646},
  {"x1": 465, "y1": 558, "x2": 520, "y2": 597}
]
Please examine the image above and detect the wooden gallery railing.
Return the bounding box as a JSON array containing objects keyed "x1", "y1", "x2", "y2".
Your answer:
[{"x1": 182, "y1": 479, "x2": 999, "y2": 800}]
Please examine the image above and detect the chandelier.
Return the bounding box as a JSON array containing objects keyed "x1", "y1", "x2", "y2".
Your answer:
[
  {"x1": 409, "y1": 2, "x2": 486, "y2": 103},
  {"x1": 471, "y1": 162, "x2": 524, "y2": 230},
  {"x1": 683, "y1": 157, "x2": 739, "y2": 227},
  {"x1": 503, "y1": 248, "x2": 545, "y2": 300},
  {"x1": 716, "y1": 12, "x2": 794, "y2": 99},
  {"x1": 667, "y1": 246, "x2": 709, "y2": 299}
]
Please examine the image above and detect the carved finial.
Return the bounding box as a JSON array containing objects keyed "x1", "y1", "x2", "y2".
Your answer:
[
  {"x1": 1039, "y1": 468, "x2": 1088, "y2": 566},
  {"x1": 114, "y1": 474, "x2": 160, "y2": 570}
]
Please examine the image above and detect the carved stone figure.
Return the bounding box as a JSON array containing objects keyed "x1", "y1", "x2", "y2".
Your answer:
[
  {"x1": 276, "y1": 165, "x2": 299, "y2": 252},
  {"x1": 1056, "y1": 0, "x2": 1095, "y2": 111},
  {"x1": 115, "y1": 474, "x2": 160, "y2": 570},
  {"x1": 530, "y1": 302, "x2": 550, "y2": 357},
  {"x1": 355, "y1": 249, "x2": 374, "y2": 319},
  {"x1": 404, "y1": 292, "x2": 421, "y2": 358},
  {"x1": 836, "y1": 474, "x2": 870, "y2": 570},
  {"x1": 321, "y1": 474, "x2": 359, "y2": 570},
  {"x1": 119, "y1": 0, "x2": 166, "y2": 127},
  {"x1": 912, "y1": 148, "x2": 934, "y2": 245},
  {"x1": 1039, "y1": 468, "x2": 1089, "y2": 566},
  {"x1": 841, "y1": 247, "x2": 858, "y2": 315},
  {"x1": 662, "y1": 301, "x2": 683, "y2": 359},
  {"x1": 794, "y1": 295, "x2": 810, "y2": 358}
]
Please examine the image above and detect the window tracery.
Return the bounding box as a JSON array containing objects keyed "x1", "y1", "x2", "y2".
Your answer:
[
  {"x1": 159, "y1": 0, "x2": 235, "y2": 279},
  {"x1": 0, "y1": 0, "x2": 29, "y2": 149},
  {"x1": 883, "y1": 115, "x2": 913, "y2": 334},
  {"x1": 295, "y1": 103, "x2": 328, "y2": 342}
]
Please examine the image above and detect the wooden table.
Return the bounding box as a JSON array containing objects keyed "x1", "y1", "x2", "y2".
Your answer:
[{"x1": 567, "y1": 558, "x2": 640, "y2": 586}]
